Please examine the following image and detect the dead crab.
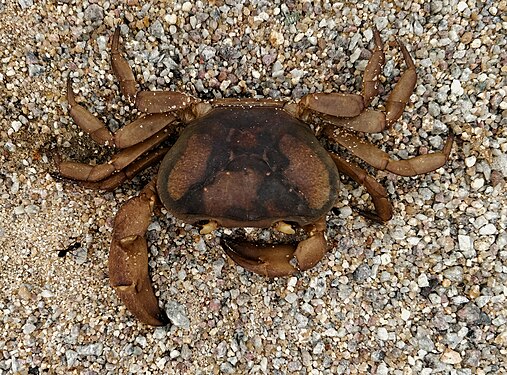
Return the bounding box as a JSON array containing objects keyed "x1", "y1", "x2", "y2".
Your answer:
[{"x1": 58, "y1": 27, "x2": 453, "y2": 325}]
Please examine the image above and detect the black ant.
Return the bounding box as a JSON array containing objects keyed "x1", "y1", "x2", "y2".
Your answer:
[{"x1": 57, "y1": 242, "x2": 81, "y2": 258}]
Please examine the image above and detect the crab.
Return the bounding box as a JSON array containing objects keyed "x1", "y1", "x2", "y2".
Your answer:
[{"x1": 58, "y1": 27, "x2": 453, "y2": 326}]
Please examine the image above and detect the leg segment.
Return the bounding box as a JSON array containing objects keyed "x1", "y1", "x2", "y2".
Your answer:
[
  {"x1": 296, "y1": 28, "x2": 417, "y2": 132},
  {"x1": 320, "y1": 109, "x2": 386, "y2": 133},
  {"x1": 67, "y1": 80, "x2": 114, "y2": 146},
  {"x1": 325, "y1": 127, "x2": 454, "y2": 176},
  {"x1": 115, "y1": 113, "x2": 176, "y2": 148},
  {"x1": 111, "y1": 27, "x2": 137, "y2": 99},
  {"x1": 58, "y1": 128, "x2": 171, "y2": 182},
  {"x1": 112, "y1": 27, "x2": 199, "y2": 114},
  {"x1": 67, "y1": 80, "x2": 178, "y2": 149},
  {"x1": 329, "y1": 152, "x2": 393, "y2": 222},
  {"x1": 135, "y1": 91, "x2": 199, "y2": 114},
  {"x1": 298, "y1": 93, "x2": 365, "y2": 119},
  {"x1": 109, "y1": 178, "x2": 169, "y2": 326},
  {"x1": 362, "y1": 27, "x2": 385, "y2": 107},
  {"x1": 80, "y1": 147, "x2": 169, "y2": 191},
  {"x1": 222, "y1": 218, "x2": 328, "y2": 277},
  {"x1": 384, "y1": 40, "x2": 417, "y2": 125}
]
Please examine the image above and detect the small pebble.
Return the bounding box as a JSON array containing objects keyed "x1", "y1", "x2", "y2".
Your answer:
[
  {"x1": 471, "y1": 177, "x2": 484, "y2": 189},
  {"x1": 479, "y1": 223, "x2": 497, "y2": 235},
  {"x1": 440, "y1": 348, "x2": 462, "y2": 364}
]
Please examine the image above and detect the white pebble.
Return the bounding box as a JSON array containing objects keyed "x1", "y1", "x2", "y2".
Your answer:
[
  {"x1": 471, "y1": 39, "x2": 482, "y2": 49},
  {"x1": 40, "y1": 290, "x2": 54, "y2": 298},
  {"x1": 479, "y1": 223, "x2": 497, "y2": 235},
  {"x1": 465, "y1": 156, "x2": 476, "y2": 167},
  {"x1": 457, "y1": 1, "x2": 468, "y2": 11},
  {"x1": 451, "y1": 79, "x2": 464, "y2": 96},
  {"x1": 165, "y1": 14, "x2": 177, "y2": 25},
  {"x1": 287, "y1": 276, "x2": 298, "y2": 289},
  {"x1": 181, "y1": 2, "x2": 192, "y2": 12},
  {"x1": 458, "y1": 235, "x2": 476, "y2": 258},
  {"x1": 377, "y1": 327, "x2": 389, "y2": 340},
  {"x1": 23, "y1": 323, "x2": 37, "y2": 335},
  {"x1": 294, "y1": 33, "x2": 304, "y2": 43},
  {"x1": 401, "y1": 309, "x2": 411, "y2": 321},
  {"x1": 418, "y1": 273, "x2": 429, "y2": 288},
  {"x1": 284, "y1": 293, "x2": 298, "y2": 304},
  {"x1": 471, "y1": 177, "x2": 484, "y2": 189},
  {"x1": 11, "y1": 120, "x2": 22, "y2": 132},
  {"x1": 380, "y1": 253, "x2": 391, "y2": 265},
  {"x1": 339, "y1": 206, "x2": 352, "y2": 218}
]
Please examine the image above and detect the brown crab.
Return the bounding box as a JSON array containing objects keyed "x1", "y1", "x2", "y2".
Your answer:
[{"x1": 58, "y1": 27, "x2": 453, "y2": 325}]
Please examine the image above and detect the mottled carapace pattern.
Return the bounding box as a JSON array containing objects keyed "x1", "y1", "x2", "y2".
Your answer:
[{"x1": 157, "y1": 107, "x2": 339, "y2": 228}]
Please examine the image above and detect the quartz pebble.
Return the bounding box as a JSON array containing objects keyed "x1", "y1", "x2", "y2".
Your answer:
[{"x1": 440, "y1": 348, "x2": 462, "y2": 364}]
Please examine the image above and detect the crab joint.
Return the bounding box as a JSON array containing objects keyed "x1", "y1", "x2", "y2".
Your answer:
[
  {"x1": 200, "y1": 220, "x2": 218, "y2": 235},
  {"x1": 274, "y1": 221, "x2": 295, "y2": 235}
]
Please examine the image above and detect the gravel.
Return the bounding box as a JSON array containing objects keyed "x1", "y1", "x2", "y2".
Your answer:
[{"x1": 1, "y1": 1, "x2": 506, "y2": 374}]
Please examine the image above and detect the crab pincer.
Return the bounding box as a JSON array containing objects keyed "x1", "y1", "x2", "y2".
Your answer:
[
  {"x1": 108, "y1": 179, "x2": 169, "y2": 326},
  {"x1": 222, "y1": 218, "x2": 328, "y2": 277}
]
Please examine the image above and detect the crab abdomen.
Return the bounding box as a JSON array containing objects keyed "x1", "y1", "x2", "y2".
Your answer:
[{"x1": 157, "y1": 107, "x2": 339, "y2": 228}]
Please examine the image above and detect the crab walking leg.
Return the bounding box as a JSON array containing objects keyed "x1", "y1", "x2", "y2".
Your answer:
[
  {"x1": 68, "y1": 79, "x2": 178, "y2": 149},
  {"x1": 222, "y1": 218, "x2": 328, "y2": 277},
  {"x1": 112, "y1": 26, "x2": 198, "y2": 114},
  {"x1": 385, "y1": 39, "x2": 417, "y2": 125},
  {"x1": 67, "y1": 80, "x2": 114, "y2": 146},
  {"x1": 81, "y1": 147, "x2": 169, "y2": 191},
  {"x1": 362, "y1": 27, "x2": 385, "y2": 107},
  {"x1": 298, "y1": 32, "x2": 417, "y2": 131},
  {"x1": 111, "y1": 27, "x2": 137, "y2": 99},
  {"x1": 320, "y1": 109, "x2": 387, "y2": 133},
  {"x1": 298, "y1": 93, "x2": 365, "y2": 119},
  {"x1": 135, "y1": 91, "x2": 200, "y2": 114},
  {"x1": 328, "y1": 152, "x2": 393, "y2": 222},
  {"x1": 114, "y1": 113, "x2": 177, "y2": 148},
  {"x1": 109, "y1": 178, "x2": 169, "y2": 326},
  {"x1": 58, "y1": 128, "x2": 171, "y2": 182},
  {"x1": 325, "y1": 127, "x2": 454, "y2": 176}
]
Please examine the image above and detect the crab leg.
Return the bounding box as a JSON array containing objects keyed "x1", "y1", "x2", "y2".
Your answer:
[
  {"x1": 328, "y1": 152, "x2": 393, "y2": 222},
  {"x1": 58, "y1": 128, "x2": 171, "y2": 182},
  {"x1": 222, "y1": 218, "x2": 328, "y2": 277},
  {"x1": 109, "y1": 178, "x2": 169, "y2": 326},
  {"x1": 298, "y1": 93, "x2": 365, "y2": 119},
  {"x1": 68, "y1": 79, "x2": 179, "y2": 148},
  {"x1": 362, "y1": 27, "x2": 385, "y2": 107},
  {"x1": 325, "y1": 127, "x2": 454, "y2": 176},
  {"x1": 111, "y1": 27, "x2": 137, "y2": 99},
  {"x1": 320, "y1": 109, "x2": 386, "y2": 133},
  {"x1": 384, "y1": 39, "x2": 417, "y2": 125},
  {"x1": 67, "y1": 80, "x2": 114, "y2": 146},
  {"x1": 135, "y1": 91, "x2": 199, "y2": 114},
  {"x1": 295, "y1": 28, "x2": 384, "y2": 121},
  {"x1": 81, "y1": 147, "x2": 169, "y2": 191},
  {"x1": 112, "y1": 27, "x2": 199, "y2": 114},
  {"x1": 298, "y1": 30, "x2": 417, "y2": 133}
]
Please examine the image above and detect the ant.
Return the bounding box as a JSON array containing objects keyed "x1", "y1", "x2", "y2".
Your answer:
[{"x1": 57, "y1": 242, "x2": 81, "y2": 258}]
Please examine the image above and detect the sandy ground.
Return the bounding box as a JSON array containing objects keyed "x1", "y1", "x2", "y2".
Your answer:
[{"x1": 1, "y1": 1, "x2": 506, "y2": 374}]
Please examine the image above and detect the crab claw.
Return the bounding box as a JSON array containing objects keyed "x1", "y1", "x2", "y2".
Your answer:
[
  {"x1": 109, "y1": 179, "x2": 169, "y2": 326},
  {"x1": 222, "y1": 219, "x2": 328, "y2": 277}
]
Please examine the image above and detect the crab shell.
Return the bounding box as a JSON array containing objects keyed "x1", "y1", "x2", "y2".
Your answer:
[{"x1": 157, "y1": 106, "x2": 340, "y2": 228}]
